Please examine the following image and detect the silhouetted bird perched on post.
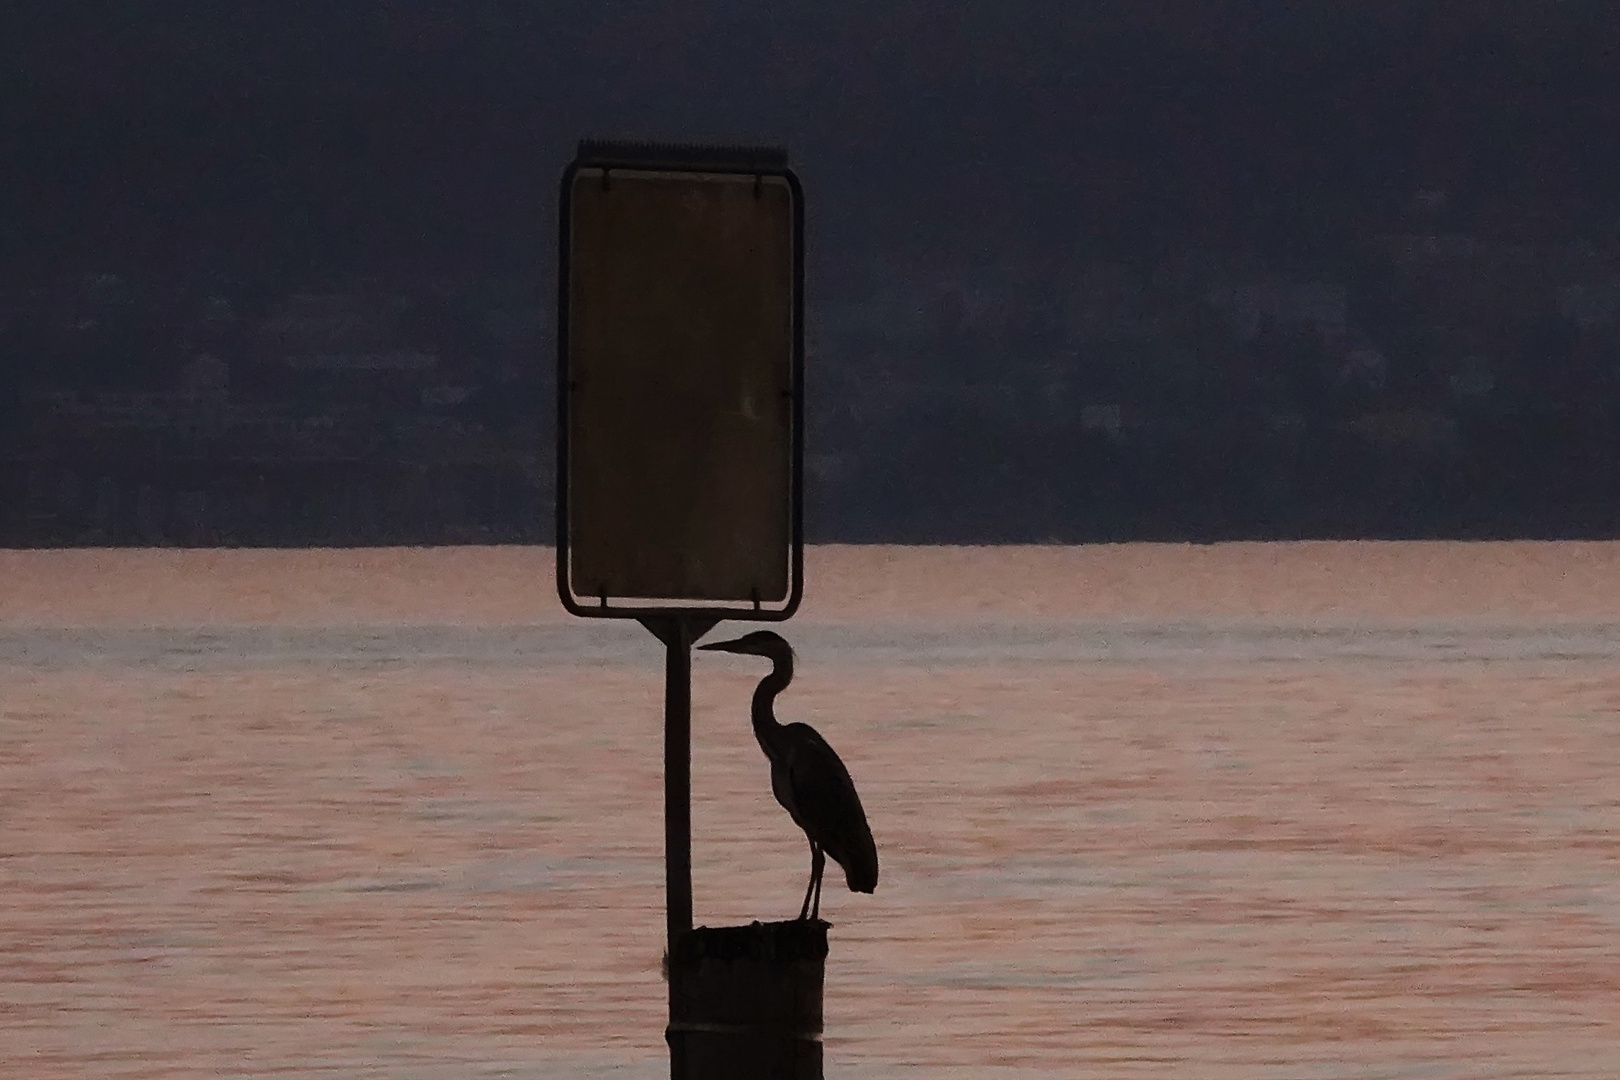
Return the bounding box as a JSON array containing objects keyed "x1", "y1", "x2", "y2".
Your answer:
[{"x1": 698, "y1": 630, "x2": 878, "y2": 921}]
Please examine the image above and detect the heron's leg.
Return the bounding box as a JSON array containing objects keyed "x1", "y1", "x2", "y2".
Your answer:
[
  {"x1": 809, "y1": 844, "x2": 826, "y2": 921},
  {"x1": 797, "y1": 841, "x2": 818, "y2": 920}
]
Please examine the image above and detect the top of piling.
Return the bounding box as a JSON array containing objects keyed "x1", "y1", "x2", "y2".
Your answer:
[{"x1": 672, "y1": 920, "x2": 829, "y2": 967}]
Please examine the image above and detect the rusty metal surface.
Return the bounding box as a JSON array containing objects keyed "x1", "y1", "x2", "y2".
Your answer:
[{"x1": 563, "y1": 166, "x2": 795, "y2": 606}]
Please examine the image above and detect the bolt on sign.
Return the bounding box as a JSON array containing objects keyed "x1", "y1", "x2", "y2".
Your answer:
[{"x1": 558, "y1": 142, "x2": 803, "y2": 618}]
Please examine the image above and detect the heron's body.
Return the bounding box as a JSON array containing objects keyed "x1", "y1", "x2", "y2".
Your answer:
[{"x1": 701, "y1": 630, "x2": 878, "y2": 918}]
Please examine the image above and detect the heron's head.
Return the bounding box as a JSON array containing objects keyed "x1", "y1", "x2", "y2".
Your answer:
[{"x1": 697, "y1": 629, "x2": 792, "y2": 662}]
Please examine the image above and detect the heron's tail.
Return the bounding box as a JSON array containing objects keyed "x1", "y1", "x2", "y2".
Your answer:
[{"x1": 841, "y1": 829, "x2": 879, "y2": 894}]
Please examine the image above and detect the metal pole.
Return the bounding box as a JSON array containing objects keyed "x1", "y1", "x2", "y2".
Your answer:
[
  {"x1": 643, "y1": 614, "x2": 715, "y2": 1080},
  {"x1": 663, "y1": 616, "x2": 693, "y2": 947},
  {"x1": 658, "y1": 616, "x2": 695, "y2": 1080}
]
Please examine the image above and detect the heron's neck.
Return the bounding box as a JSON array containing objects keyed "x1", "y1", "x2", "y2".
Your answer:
[{"x1": 751, "y1": 651, "x2": 793, "y2": 752}]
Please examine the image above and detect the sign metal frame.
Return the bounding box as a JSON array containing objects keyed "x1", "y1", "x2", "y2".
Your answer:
[{"x1": 556, "y1": 140, "x2": 804, "y2": 623}]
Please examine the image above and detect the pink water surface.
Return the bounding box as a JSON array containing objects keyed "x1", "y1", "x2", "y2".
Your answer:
[{"x1": 3, "y1": 544, "x2": 1619, "y2": 1077}]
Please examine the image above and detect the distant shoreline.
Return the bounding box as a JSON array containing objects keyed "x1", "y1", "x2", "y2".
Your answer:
[{"x1": 3, "y1": 541, "x2": 1619, "y2": 627}]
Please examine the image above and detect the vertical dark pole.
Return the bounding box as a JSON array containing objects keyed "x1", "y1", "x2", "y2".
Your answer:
[
  {"x1": 644, "y1": 614, "x2": 715, "y2": 1080},
  {"x1": 659, "y1": 616, "x2": 694, "y2": 1080},
  {"x1": 663, "y1": 617, "x2": 693, "y2": 948}
]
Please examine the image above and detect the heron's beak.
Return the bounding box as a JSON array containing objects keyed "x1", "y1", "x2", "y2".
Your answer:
[{"x1": 697, "y1": 637, "x2": 747, "y2": 654}]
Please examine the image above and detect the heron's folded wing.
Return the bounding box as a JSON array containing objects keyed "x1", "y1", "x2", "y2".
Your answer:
[{"x1": 785, "y1": 724, "x2": 879, "y2": 891}]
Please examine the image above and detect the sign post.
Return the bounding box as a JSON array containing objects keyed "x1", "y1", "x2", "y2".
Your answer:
[{"x1": 557, "y1": 141, "x2": 806, "y2": 1077}]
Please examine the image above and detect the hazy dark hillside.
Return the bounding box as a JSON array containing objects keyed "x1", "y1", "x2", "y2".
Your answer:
[{"x1": 3, "y1": 3, "x2": 1618, "y2": 544}]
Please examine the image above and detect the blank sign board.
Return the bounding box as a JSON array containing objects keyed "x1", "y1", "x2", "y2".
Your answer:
[{"x1": 558, "y1": 144, "x2": 802, "y2": 615}]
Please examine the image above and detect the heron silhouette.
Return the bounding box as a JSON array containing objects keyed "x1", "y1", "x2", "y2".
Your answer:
[{"x1": 698, "y1": 629, "x2": 878, "y2": 921}]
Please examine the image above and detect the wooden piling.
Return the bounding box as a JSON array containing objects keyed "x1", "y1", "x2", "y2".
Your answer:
[{"x1": 667, "y1": 919, "x2": 827, "y2": 1080}]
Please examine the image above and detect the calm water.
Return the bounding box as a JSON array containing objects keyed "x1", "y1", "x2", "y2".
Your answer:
[{"x1": 3, "y1": 544, "x2": 1619, "y2": 1078}]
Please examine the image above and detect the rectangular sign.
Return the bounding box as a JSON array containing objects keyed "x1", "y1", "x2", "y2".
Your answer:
[{"x1": 558, "y1": 143, "x2": 802, "y2": 616}]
